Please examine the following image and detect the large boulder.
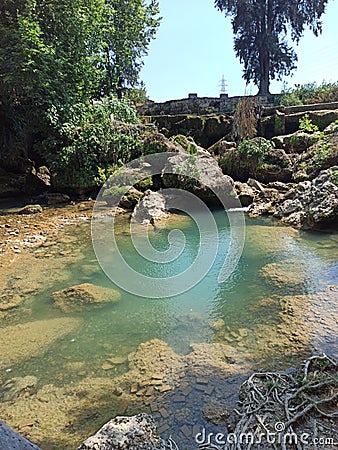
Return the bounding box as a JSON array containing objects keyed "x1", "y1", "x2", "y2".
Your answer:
[
  {"x1": 234, "y1": 182, "x2": 258, "y2": 207},
  {"x1": 145, "y1": 114, "x2": 232, "y2": 148},
  {"x1": 261, "y1": 109, "x2": 338, "y2": 137},
  {"x1": 220, "y1": 141, "x2": 292, "y2": 183},
  {"x1": 272, "y1": 131, "x2": 320, "y2": 154},
  {"x1": 293, "y1": 132, "x2": 338, "y2": 180},
  {"x1": 274, "y1": 167, "x2": 338, "y2": 229},
  {"x1": 162, "y1": 152, "x2": 235, "y2": 206},
  {"x1": 207, "y1": 138, "x2": 237, "y2": 161},
  {"x1": 77, "y1": 414, "x2": 167, "y2": 450},
  {"x1": 132, "y1": 190, "x2": 169, "y2": 224},
  {"x1": 51, "y1": 283, "x2": 121, "y2": 313}
]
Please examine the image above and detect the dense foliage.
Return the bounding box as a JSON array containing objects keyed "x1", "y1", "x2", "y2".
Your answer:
[
  {"x1": 279, "y1": 81, "x2": 338, "y2": 106},
  {"x1": 0, "y1": 0, "x2": 160, "y2": 188},
  {"x1": 41, "y1": 95, "x2": 141, "y2": 190},
  {"x1": 215, "y1": 0, "x2": 329, "y2": 95}
]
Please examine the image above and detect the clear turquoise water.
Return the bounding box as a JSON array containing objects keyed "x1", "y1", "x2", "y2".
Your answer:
[
  {"x1": 7, "y1": 211, "x2": 337, "y2": 386},
  {"x1": 1, "y1": 211, "x2": 337, "y2": 450}
]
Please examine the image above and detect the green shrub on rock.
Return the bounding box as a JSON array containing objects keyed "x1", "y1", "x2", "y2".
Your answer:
[
  {"x1": 299, "y1": 114, "x2": 319, "y2": 133},
  {"x1": 238, "y1": 138, "x2": 274, "y2": 161},
  {"x1": 40, "y1": 95, "x2": 140, "y2": 192}
]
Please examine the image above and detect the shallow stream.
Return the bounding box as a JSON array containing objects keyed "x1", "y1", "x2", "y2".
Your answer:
[{"x1": 0, "y1": 210, "x2": 337, "y2": 449}]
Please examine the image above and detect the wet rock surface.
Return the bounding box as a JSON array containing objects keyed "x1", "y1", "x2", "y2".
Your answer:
[
  {"x1": 259, "y1": 259, "x2": 307, "y2": 290},
  {"x1": 0, "y1": 318, "x2": 81, "y2": 369},
  {"x1": 78, "y1": 413, "x2": 167, "y2": 450},
  {"x1": 51, "y1": 283, "x2": 121, "y2": 313}
]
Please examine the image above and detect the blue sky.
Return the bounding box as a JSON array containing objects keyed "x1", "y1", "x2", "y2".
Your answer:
[{"x1": 140, "y1": 0, "x2": 338, "y2": 102}]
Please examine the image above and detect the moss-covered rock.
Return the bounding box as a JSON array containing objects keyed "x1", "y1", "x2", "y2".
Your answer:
[
  {"x1": 51, "y1": 283, "x2": 121, "y2": 313},
  {"x1": 220, "y1": 140, "x2": 292, "y2": 183},
  {"x1": 145, "y1": 114, "x2": 232, "y2": 148}
]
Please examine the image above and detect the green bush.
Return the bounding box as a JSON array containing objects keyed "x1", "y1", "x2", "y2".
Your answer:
[
  {"x1": 299, "y1": 114, "x2": 318, "y2": 133},
  {"x1": 142, "y1": 133, "x2": 168, "y2": 155},
  {"x1": 313, "y1": 139, "x2": 332, "y2": 167},
  {"x1": 40, "y1": 95, "x2": 140, "y2": 189},
  {"x1": 238, "y1": 138, "x2": 274, "y2": 161},
  {"x1": 280, "y1": 81, "x2": 338, "y2": 106}
]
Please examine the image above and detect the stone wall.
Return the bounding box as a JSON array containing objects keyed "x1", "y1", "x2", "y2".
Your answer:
[{"x1": 139, "y1": 93, "x2": 277, "y2": 115}]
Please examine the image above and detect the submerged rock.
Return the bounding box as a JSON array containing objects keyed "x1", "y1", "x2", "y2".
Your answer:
[
  {"x1": 259, "y1": 260, "x2": 307, "y2": 289},
  {"x1": 0, "y1": 318, "x2": 81, "y2": 369},
  {"x1": 51, "y1": 283, "x2": 121, "y2": 313},
  {"x1": 77, "y1": 413, "x2": 166, "y2": 450},
  {"x1": 1, "y1": 376, "x2": 37, "y2": 402}
]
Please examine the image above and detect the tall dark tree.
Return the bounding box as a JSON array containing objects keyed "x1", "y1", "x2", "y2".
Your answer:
[{"x1": 215, "y1": 0, "x2": 329, "y2": 95}]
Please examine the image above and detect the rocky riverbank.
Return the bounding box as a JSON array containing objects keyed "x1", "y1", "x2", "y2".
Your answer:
[
  {"x1": 2, "y1": 353, "x2": 336, "y2": 450},
  {"x1": 0, "y1": 107, "x2": 337, "y2": 450}
]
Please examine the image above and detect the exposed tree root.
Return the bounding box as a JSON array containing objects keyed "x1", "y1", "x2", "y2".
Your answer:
[{"x1": 221, "y1": 355, "x2": 337, "y2": 450}]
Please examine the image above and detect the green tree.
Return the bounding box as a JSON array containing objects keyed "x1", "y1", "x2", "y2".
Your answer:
[
  {"x1": 0, "y1": 0, "x2": 104, "y2": 164},
  {"x1": 99, "y1": 0, "x2": 160, "y2": 98},
  {"x1": 0, "y1": 0, "x2": 160, "y2": 168},
  {"x1": 215, "y1": 0, "x2": 329, "y2": 95}
]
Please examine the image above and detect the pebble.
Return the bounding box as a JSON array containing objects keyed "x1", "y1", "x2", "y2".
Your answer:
[
  {"x1": 196, "y1": 377, "x2": 208, "y2": 385},
  {"x1": 113, "y1": 387, "x2": 123, "y2": 396},
  {"x1": 107, "y1": 356, "x2": 127, "y2": 365},
  {"x1": 151, "y1": 373, "x2": 164, "y2": 380},
  {"x1": 180, "y1": 424, "x2": 191, "y2": 438},
  {"x1": 18, "y1": 420, "x2": 34, "y2": 429},
  {"x1": 101, "y1": 363, "x2": 114, "y2": 371},
  {"x1": 150, "y1": 379, "x2": 163, "y2": 386},
  {"x1": 181, "y1": 386, "x2": 192, "y2": 396},
  {"x1": 173, "y1": 395, "x2": 185, "y2": 403},
  {"x1": 117, "y1": 401, "x2": 128, "y2": 415},
  {"x1": 157, "y1": 385, "x2": 171, "y2": 393},
  {"x1": 159, "y1": 408, "x2": 169, "y2": 418},
  {"x1": 130, "y1": 383, "x2": 138, "y2": 394},
  {"x1": 158, "y1": 423, "x2": 170, "y2": 434}
]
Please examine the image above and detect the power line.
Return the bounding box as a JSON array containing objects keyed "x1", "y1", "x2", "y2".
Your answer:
[{"x1": 219, "y1": 75, "x2": 228, "y2": 95}]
